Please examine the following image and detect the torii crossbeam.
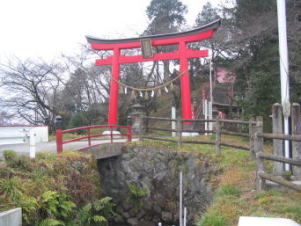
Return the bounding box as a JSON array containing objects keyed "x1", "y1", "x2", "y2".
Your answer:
[{"x1": 86, "y1": 20, "x2": 220, "y2": 125}]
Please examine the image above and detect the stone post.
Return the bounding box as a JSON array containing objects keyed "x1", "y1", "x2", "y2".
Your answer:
[
  {"x1": 130, "y1": 104, "x2": 145, "y2": 139},
  {"x1": 254, "y1": 116, "x2": 265, "y2": 191},
  {"x1": 291, "y1": 103, "x2": 301, "y2": 179},
  {"x1": 29, "y1": 129, "x2": 36, "y2": 159},
  {"x1": 272, "y1": 103, "x2": 284, "y2": 176}
]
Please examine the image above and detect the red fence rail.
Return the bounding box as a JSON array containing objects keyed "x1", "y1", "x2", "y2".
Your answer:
[{"x1": 56, "y1": 124, "x2": 132, "y2": 153}]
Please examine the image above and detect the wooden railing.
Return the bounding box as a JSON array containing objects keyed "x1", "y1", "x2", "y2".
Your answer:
[
  {"x1": 142, "y1": 116, "x2": 255, "y2": 153},
  {"x1": 55, "y1": 124, "x2": 132, "y2": 153},
  {"x1": 142, "y1": 116, "x2": 301, "y2": 192},
  {"x1": 255, "y1": 132, "x2": 301, "y2": 192}
]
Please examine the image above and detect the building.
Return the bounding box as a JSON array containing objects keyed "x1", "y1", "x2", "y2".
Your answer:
[{"x1": 194, "y1": 67, "x2": 241, "y2": 120}]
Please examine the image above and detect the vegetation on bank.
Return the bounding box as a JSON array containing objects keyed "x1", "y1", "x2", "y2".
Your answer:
[
  {"x1": 0, "y1": 151, "x2": 115, "y2": 226},
  {"x1": 131, "y1": 138, "x2": 301, "y2": 225},
  {"x1": 1, "y1": 135, "x2": 300, "y2": 225}
]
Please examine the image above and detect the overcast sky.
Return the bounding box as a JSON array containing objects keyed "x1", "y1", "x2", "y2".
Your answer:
[{"x1": 0, "y1": 0, "x2": 222, "y2": 62}]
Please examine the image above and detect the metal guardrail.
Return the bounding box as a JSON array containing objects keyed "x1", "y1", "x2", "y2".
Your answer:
[{"x1": 0, "y1": 126, "x2": 48, "y2": 145}]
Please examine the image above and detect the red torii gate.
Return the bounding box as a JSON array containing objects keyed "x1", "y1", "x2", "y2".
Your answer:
[{"x1": 86, "y1": 20, "x2": 220, "y2": 125}]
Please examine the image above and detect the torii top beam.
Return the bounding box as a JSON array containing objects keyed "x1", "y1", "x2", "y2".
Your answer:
[
  {"x1": 86, "y1": 20, "x2": 221, "y2": 126},
  {"x1": 86, "y1": 19, "x2": 220, "y2": 49}
]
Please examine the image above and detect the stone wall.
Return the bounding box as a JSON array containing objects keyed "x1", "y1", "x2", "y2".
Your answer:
[{"x1": 97, "y1": 146, "x2": 218, "y2": 226}]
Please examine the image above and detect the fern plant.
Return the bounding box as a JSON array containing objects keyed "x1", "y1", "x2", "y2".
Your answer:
[
  {"x1": 39, "y1": 191, "x2": 75, "y2": 221},
  {"x1": 37, "y1": 218, "x2": 64, "y2": 226},
  {"x1": 73, "y1": 196, "x2": 115, "y2": 226},
  {"x1": 128, "y1": 184, "x2": 149, "y2": 199},
  {"x1": 127, "y1": 184, "x2": 150, "y2": 211}
]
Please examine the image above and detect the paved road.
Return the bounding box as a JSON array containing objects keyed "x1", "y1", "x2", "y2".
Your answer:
[{"x1": 0, "y1": 138, "x2": 133, "y2": 160}]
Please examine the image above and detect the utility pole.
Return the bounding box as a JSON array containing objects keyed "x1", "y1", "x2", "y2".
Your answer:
[
  {"x1": 209, "y1": 59, "x2": 213, "y2": 132},
  {"x1": 277, "y1": 0, "x2": 291, "y2": 171}
]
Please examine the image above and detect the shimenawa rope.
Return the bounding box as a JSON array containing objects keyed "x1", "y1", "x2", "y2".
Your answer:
[{"x1": 110, "y1": 69, "x2": 188, "y2": 92}]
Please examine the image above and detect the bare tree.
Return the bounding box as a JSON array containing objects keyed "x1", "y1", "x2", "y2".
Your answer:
[
  {"x1": 0, "y1": 58, "x2": 65, "y2": 127},
  {"x1": 0, "y1": 110, "x2": 15, "y2": 124},
  {"x1": 58, "y1": 47, "x2": 112, "y2": 125}
]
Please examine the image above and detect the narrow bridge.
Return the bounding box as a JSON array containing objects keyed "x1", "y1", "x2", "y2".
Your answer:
[
  {"x1": 56, "y1": 124, "x2": 132, "y2": 152},
  {"x1": 0, "y1": 124, "x2": 133, "y2": 160},
  {"x1": 55, "y1": 124, "x2": 132, "y2": 159},
  {"x1": 81, "y1": 143, "x2": 124, "y2": 159}
]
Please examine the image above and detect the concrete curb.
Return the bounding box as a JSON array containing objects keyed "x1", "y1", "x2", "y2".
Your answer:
[{"x1": 0, "y1": 208, "x2": 22, "y2": 226}]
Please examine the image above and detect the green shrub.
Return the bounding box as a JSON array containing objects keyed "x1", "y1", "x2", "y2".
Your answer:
[
  {"x1": 16, "y1": 156, "x2": 32, "y2": 170},
  {"x1": 0, "y1": 177, "x2": 22, "y2": 202},
  {"x1": 3, "y1": 150, "x2": 18, "y2": 166},
  {"x1": 281, "y1": 206, "x2": 301, "y2": 222},
  {"x1": 198, "y1": 210, "x2": 226, "y2": 226},
  {"x1": 254, "y1": 190, "x2": 282, "y2": 199},
  {"x1": 216, "y1": 185, "x2": 241, "y2": 197},
  {"x1": 36, "y1": 152, "x2": 57, "y2": 161},
  {"x1": 3, "y1": 150, "x2": 31, "y2": 170},
  {"x1": 68, "y1": 112, "x2": 89, "y2": 133},
  {"x1": 31, "y1": 170, "x2": 48, "y2": 182}
]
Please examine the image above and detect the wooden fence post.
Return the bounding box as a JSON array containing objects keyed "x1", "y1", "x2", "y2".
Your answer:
[
  {"x1": 272, "y1": 103, "x2": 284, "y2": 176},
  {"x1": 249, "y1": 117, "x2": 255, "y2": 158},
  {"x1": 177, "y1": 118, "x2": 182, "y2": 146},
  {"x1": 291, "y1": 103, "x2": 301, "y2": 179},
  {"x1": 215, "y1": 119, "x2": 221, "y2": 153},
  {"x1": 254, "y1": 116, "x2": 265, "y2": 191},
  {"x1": 138, "y1": 119, "x2": 143, "y2": 141},
  {"x1": 110, "y1": 126, "x2": 113, "y2": 144}
]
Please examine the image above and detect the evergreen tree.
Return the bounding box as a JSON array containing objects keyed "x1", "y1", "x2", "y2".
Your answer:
[
  {"x1": 195, "y1": 2, "x2": 220, "y2": 26},
  {"x1": 145, "y1": 0, "x2": 187, "y2": 34}
]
